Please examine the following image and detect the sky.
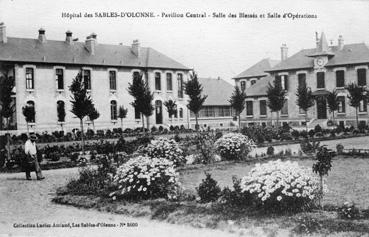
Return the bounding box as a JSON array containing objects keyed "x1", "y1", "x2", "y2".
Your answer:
[{"x1": 0, "y1": 0, "x2": 368, "y2": 83}]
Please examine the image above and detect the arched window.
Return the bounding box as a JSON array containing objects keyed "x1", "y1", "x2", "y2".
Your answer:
[
  {"x1": 155, "y1": 72, "x2": 161, "y2": 90},
  {"x1": 110, "y1": 100, "x2": 117, "y2": 120},
  {"x1": 177, "y1": 73, "x2": 183, "y2": 98},
  {"x1": 57, "y1": 100, "x2": 66, "y2": 122},
  {"x1": 240, "y1": 81, "x2": 246, "y2": 91},
  {"x1": 179, "y1": 108, "x2": 183, "y2": 118},
  {"x1": 166, "y1": 73, "x2": 173, "y2": 91},
  {"x1": 25, "y1": 101, "x2": 35, "y2": 123}
]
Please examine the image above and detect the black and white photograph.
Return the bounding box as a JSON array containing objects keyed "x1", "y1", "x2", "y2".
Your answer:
[{"x1": 1, "y1": 0, "x2": 369, "y2": 236}]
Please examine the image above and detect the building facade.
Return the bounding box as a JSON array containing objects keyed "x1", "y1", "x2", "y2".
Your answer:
[
  {"x1": 0, "y1": 23, "x2": 191, "y2": 133},
  {"x1": 239, "y1": 32, "x2": 369, "y2": 128}
]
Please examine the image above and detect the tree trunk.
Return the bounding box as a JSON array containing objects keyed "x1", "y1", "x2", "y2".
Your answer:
[
  {"x1": 195, "y1": 114, "x2": 199, "y2": 132},
  {"x1": 305, "y1": 111, "x2": 308, "y2": 134},
  {"x1": 92, "y1": 121, "x2": 95, "y2": 132},
  {"x1": 26, "y1": 122, "x2": 29, "y2": 134},
  {"x1": 141, "y1": 113, "x2": 145, "y2": 134},
  {"x1": 146, "y1": 116, "x2": 150, "y2": 133},
  {"x1": 355, "y1": 107, "x2": 359, "y2": 129},
  {"x1": 120, "y1": 118, "x2": 123, "y2": 131},
  {"x1": 276, "y1": 111, "x2": 280, "y2": 129},
  {"x1": 332, "y1": 111, "x2": 335, "y2": 125},
  {"x1": 320, "y1": 175, "x2": 324, "y2": 209},
  {"x1": 238, "y1": 114, "x2": 241, "y2": 132},
  {"x1": 5, "y1": 118, "x2": 10, "y2": 165},
  {"x1": 80, "y1": 119, "x2": 85, "y2": 154}
]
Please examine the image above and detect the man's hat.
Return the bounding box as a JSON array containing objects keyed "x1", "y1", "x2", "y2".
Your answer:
[{"x1": 29, "y1": 133, "x2": 37, "y2": 140}]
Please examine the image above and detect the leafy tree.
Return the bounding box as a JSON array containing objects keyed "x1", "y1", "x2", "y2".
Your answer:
[
  {"x1": 346, "y1": 83, "x2": 367, "y2": 129},
  {"x1": 141, "y1": 81, "x2": 154, "y2": 130},
  {"x1": 229, "y1": 86, "x2": 246, "y2": 131},
  {"x1": 57, "y1": 101, "x2": 66, "y2": 130},
  {"x1": 22, "y1": 103, "x2": 35, "y2": 133},
  {"x1": 164, "y1": 100, "x2": 177, "y2": 125},
  {"x1": 118, "y1": 105, "x2": 128, "y2": 130},
  {"x1": 128, "y1": 72, "x2": 146, "y2": 131},
  {"x1": 69, "y1": 72, "x2": 94, "y2": 153},
  {"x1": 184, "y1": 72, "x2": 207, "y2": 131},
  {"x1": 326, "y1": 90, "x2": 339, "y2": 125},
  {"x1": 296, "y1": 84, "x2": 314, "y2": 133},
  {"x1": 87, "y1": 105, "x2": 100, "y2": 131},
  {"x1": 266, "y1": 80, "x2": 286, "y2": 128}
]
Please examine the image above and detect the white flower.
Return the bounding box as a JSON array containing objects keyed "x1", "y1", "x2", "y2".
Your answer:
[{"x1": 277, "y1": 196, "x2": 282, "y2": 201}]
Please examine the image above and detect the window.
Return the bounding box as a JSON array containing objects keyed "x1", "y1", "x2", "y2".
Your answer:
[
  {"x1": 177, "y1": 73, "x2": 184, "y2": 98},
  {"x1": 155, "y1": 72, "x2": 161, "y2": 90},
  {"x1": 25, "y1": 101, "x2": 35, "y2": 123},
  {"x1": 26, "y1": 68, "x2": 34, "y2": 89},
  {"x1": 259, "y1": 100, "x2": 267, "y2": 116},
  {"x1": 134, "y1": 107, "x2": 140, "y2": 119},
  {"x1": 110, "y1": 100, "x2": 117, "y2": 120},
  {"x1": 57, "y1": 101, "x2": 65, "y2": 122},
  {"x1": 246, "y1": 101, "x2": 253, "y2": 116},
  {"x1": 133, "y1": 71, "x2": 140, "y2": 80},
  {"x1": 336, "y1": 70, "x2": 345, "y2": 88},
  {"x1": 358, "y1": 68, "x2": 367, "y2": 86},
  {"x1": 299, "y1": 107, "x2": 306, "y2": 114},
  {"x1": 83, "y1": 69, "x2": 91, "y2": 90},
  {"x1": 56, "y1": 68, "x2": 64, "y2": 90},
  {"x1": 109, "y1": 70, "x2": 117, "y2": 91},
  {"x1": 337, "y1": 96, "x2": 346, "y2": 113},
  {"x1": 166, "y1": 73, "x2": 173, "y2": 91},
  {"x1": 281, "y1": 99, "x2": 288, "y2": 115},
  {"x1": 251, "y1": 79, "x2": 257, "y2": 86},
  {"x1": 297, "y1": 73, "x2": 306, "y2": 88},
  {"x1": 179, "y1": 108, "x2": 183, "y2": 118},
  {"x1": 275, "y1": 75, "x2": 288, "y2": 90},
  {"x1": 240, "y1": 81, "x2": 246, "y2": 91},
  {"x1": 316, "y1": 72, "x2": 325, "y2": 89},
  {"x1": 359, "y1": 98, "x2": 367, "y2": 112}
]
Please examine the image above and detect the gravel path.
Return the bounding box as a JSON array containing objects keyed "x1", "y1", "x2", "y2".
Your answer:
[{"x1": 0, "y1": 168, "x2": 238, "y2": 237}]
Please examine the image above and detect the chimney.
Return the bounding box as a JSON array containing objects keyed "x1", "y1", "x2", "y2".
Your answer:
[
  {"x1": 131, "y1": 39, "x2": 140, "y2": 57},
  {"x1": 85, "y1": 35, "x2": 96, "y2": 55},
  {"x1": 280, "y1": 44, "x2": 288, "y2": 61},
  {"x1": 38, "y1": 28, "x2": 46, "y2": 43},
  {"x1": 65, "y1": 30, "x2": 73, "y2": 44},
  {"x1": 0, "y1": 22, "x2": 7, "y2": 43},
  {"x1": 338, "y1": 35, "x2": 344, "y2": 50},
  {"x1": 315, "y1": 32, "x2": 319, "y2": 48}
]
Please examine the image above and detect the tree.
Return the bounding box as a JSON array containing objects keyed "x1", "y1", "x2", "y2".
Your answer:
[
  {"x1": 0, "y1": 75, "x2": 15, "y2": 166},
  {"x1": 296, "y1": 84, "x2": 314, "y2": 133},
  {"x1": 57, "y1": 101, "x2": 66, "y2": 130},
  {"x1": 69, "y1": 71, "x2": 94, "y2": 154},
  {"x1": 87, "y1": 105, "x2": 100, "y2": 132},
  {"x1": 141, "y1": 81, "x2": 154, "y2": 130},
  {"x1": 326, "y1": 90, "x2": 339, "y2": 125},
  {"x1": 22, "y1": 103, "x2": 35, "y2": 133},
  {"x1": 184, "y1": 72, "x2": 207, "y2": 131},
  {"x1": 164, "y1": 100, "x2": 177, "y2": 125},
  {"x1": 346, "y1": 83, "x2": 366, "y2": 129},
  {"x1": 229, "y1": 86, "x2": 246, "y2": 131},
  {"x1": 128, "y1": 72, "x2": 146, "y2": 131},
  {"x1": 266, "y1": 80, "x2": 286, "y2": 128},
  {"x1": 118, "y1": 105, "x2": 128, "y2": 130}
]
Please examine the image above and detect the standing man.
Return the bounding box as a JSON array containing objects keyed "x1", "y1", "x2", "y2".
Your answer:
[{"x1": 24, "y1": 133, "x2": 44, "y2": 180}]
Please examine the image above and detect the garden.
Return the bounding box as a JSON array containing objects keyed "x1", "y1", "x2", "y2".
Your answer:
[{"x1": 51, "y1": 131, "x2": 369, "y2": 236}]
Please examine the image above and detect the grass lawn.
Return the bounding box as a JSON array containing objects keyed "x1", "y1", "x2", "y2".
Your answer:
[{"x1": 179, "y1": 156, "x2": 369, "y2": 209}]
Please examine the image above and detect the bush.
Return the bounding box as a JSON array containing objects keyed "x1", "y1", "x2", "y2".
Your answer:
[
  {"x1": 219, "y1": 176, "x2": 252, "y2": 207},
  {"x1": 336, "y1": 143, "x2": 344, "y2": 155},
  {"x1": 110, "y1": 156, "x2": 178, "y2": 200},
  {"x1": 196, "y1": 173, "x2": 221, "y2": 203},
  {"x1": 300, "y1": 139, "x2": 320, "y2": 154},
  {"x1": 240, "y1": 160, "x2": 320, "y2": 212},
  {"x1": 338, "y1": 202, "x2": 360, "y2": 219},
  {"x1": 266, "y1": 146, "x2": 274, "y2": 156},
  {"x1": 314, "y1": 124, "x2": 322, "y2": 133},
  {"x1": 144, "y1": 137, "x2": 184, "y2": 165},
  {"x1": 308, "y1": 129, "x2": 315, "y2": 138},
  {"x1": 214, "y1": 133, "x2": 255, "y2": 160},
  {"x1": 291, "y1": 130, "x2": 300, "y2": 140}
]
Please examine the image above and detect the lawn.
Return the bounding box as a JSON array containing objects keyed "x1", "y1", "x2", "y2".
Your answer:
[{"x1": 179, "y1": 156, "x2": 369, "y2": 209}]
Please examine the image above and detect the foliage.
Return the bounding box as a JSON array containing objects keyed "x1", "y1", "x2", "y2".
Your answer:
[
  {"x1": 338, "y1": 201, "x2": 360, "y2": 219},
  {"x1": 110, "y1": 156, "x2": 179, "y2": 200},
  {"x1": 229, "y1": 86, "x2": 246, "y2": 128},
  {"x1": 22, "y1": 104, "x2": 35, "y2": 123},
  {"x1": 240, "y1": 160, "x2": 320, "y2": 212},
  {"x1": 266, "y1": 146, "x2": 274, "y2": 156},
  {"x1": 118, "y1": 106, "x2": 128, "y2": 120},
  {"x1": 193, "y1": 132, "x2": 217, "y2": 164},
  {"x1": 300, "y1": 139, "x2": 320, "y2": 154},
  {"x1": 69, "y1": 72, "x2": 94, "y2": 120},
  {"x1": 293, "y1": 215, "x2": 323, "y2": 235},
  {"x1": 0, "y1": 75, "x2": 15, "y2": 124},
  {"x1": 144, "y1": 137, "x2": 184, "y2": 165},
  {"x1": 163, "y1": 100, "x2": 177, "y2": 119},
  {"x1": 87, "y1": 105, "x2": 100, "y2": 125},
  {"x1": 214, "y1": 133, "x2": 256, "y2": 160},
  {"x1": 219, "y1": 176, "x2": 252, "y2": 207},
  {"x1": 346, "y1": 83, "x2": 367, "y2": 128},
  {"x1": 266, "y1": 80, "x2": 286, "y2": 126},
  {"x1": 196, "y1": 172, "x2": 221, "y2": 203},
  {"x1": 241, "y1": 125, "x2": 277, "y2": 143},
  {"x1": 295, "y1": 84, "x2": 314, "y2": 115},
  {"x1": 326, "y1": 89, "x2": 339, "y2": 113},
  {"x1": 312, "y1": 145, "x2": 333, "y2": 177},
  {"x1": 336, "y1": 143, "x2": 344, "y2": 155}
]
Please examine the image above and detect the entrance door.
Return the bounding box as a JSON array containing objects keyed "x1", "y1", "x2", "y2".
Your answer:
[
  {"x1": 317, "y1": 99, "x2": 327, "y2": 119},
  {"x1": 155, "y1": 100, "x2": 163, "y2": 124}
]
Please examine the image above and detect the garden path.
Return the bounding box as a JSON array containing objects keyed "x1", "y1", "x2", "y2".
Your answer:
[{"x1": 0, "y1": 167, "x2": 240, "y2": 237}]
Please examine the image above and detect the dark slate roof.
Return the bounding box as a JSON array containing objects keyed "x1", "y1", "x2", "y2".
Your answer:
[
  {"x1": 244, "y1": 75, "x2": 273, "y2": 98},
  {"x1": 199, "y1": 77, "x2": 234, "y2": 106},
  {"x1": 233, "y1": 58, "x2": 279, "y2": 79},
  {"x1": 0, "y1": 37, "x2": 190, "y2": 70},
  {"x1": 268, "y1": 43, "x2": 369, "y2": 72}
]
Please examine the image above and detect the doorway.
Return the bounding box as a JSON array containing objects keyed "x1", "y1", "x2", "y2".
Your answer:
[{"x1": 155, "y1": 100, "x2": 163, "y2": 124}]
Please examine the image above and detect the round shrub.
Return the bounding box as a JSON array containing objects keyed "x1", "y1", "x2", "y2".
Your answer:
[
  {"x1": 266, "y1": 146, "x2": 274, "y2": 156},
  {"x1": 214, "y1": 133, "x2": 255, "y2": 160},
  {"x1": 196, "y1": 173, "x2": 221, "y2": 203},
  {"x1": 110, "y1": 156, "x2": 179, "y2": 200},
  {"x1": 336, "y1": 143, "x2": 344, "y2": 155},
  {"x1": 144, "y1": 137, "x2": 184, "y2": 165},
  {"x1": 240, "y1": 160, "x2": 320, "y2": 212}
]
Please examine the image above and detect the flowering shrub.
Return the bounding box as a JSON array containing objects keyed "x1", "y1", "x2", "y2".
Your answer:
[
  {"x1": 338, "y1": 201, "x2": 360, "y2": 219},
  {"x1": 145, "y1": 137, "x2": 184, "y2": 165},
  {"x1": 110, "y1": 156, "x2": 179, "y2": 200},
  {"x1": 240, "y1": 160, "x2": 320, "y2": 212},
  {"x1": 214, "y1": 133, "x2": 256, "y2": 160}
]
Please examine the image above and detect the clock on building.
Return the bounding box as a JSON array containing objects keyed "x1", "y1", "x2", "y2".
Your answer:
[
  {"x1": 317, "y1": 58, "x2": 324, "y2": 66},
  {"x1": 314, "y1": 57, "x2": 327, "y2": 68}
]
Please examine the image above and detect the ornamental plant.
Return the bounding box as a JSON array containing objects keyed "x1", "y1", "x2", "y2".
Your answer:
[
  {"x1": 240, "y1": 160, "x2": 320, "y2": 212},
  {"x1": 196, "y1": 172, "x2": 221, "y2": 203},
  {"x1": 214, "y1": 133, "x2": 256, "y2": 160},
  {"x1": 110, "y1": 156, "x2": 179, "y2": 200},
  {"x1": 144, "y1": 137, "x2": 185, "y2": 165}
]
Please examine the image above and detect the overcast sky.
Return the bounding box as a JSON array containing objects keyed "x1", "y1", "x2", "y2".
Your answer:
[{"x1": 0, "y1": 0, "x2": 368, "y2": 83}]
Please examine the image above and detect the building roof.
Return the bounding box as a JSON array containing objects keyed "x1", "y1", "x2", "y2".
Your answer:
[
  {"x1": 268, "y1": 43, "x2": 369, "y2": 72},
  {"x1": 0, "y1": 37, "x2": 190, "y2": 70},
  {"x1": 198, "y1": 77, "x2": 234, "y2": 106},
  {"x1": 244, "y1": 75, "x2": 273, "y2": 98},
  {"x1": 233, "y1": 58, "x2": 279, "y2": 79}
]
